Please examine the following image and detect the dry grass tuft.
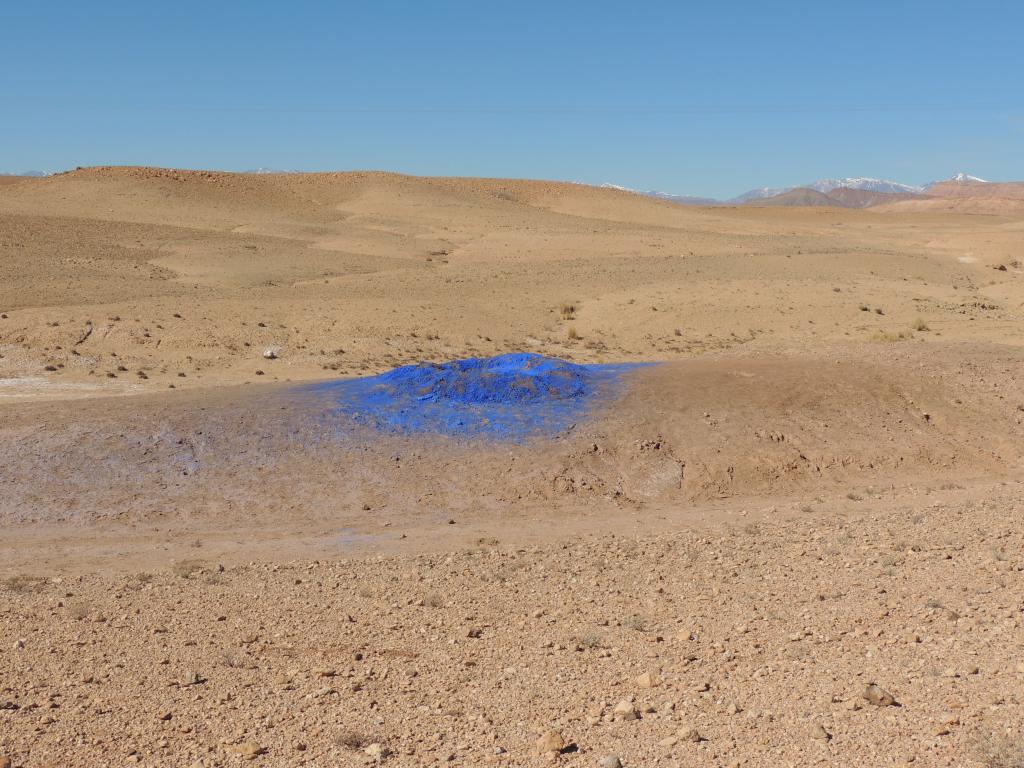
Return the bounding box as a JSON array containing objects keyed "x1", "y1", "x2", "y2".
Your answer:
[
  {"x1": 872, "y1": 329, "x2": 913, "y2": 342},
  {"x1": 171, "y1": 559, "x2": 207, "y2": 579},
  {"x1": 574, "y1": 631, "x2": 605, "y2": 649},
  {"x1": 67, "y1": 601, "x2": 93, "y2": 620},
  {"x1": 334, "y1": 728, "x2": 379, "y2": 750},
  {"x1": 624, "y1": 614, "x2": 652, "y2": 632},
  {"x1": 974, "y1": 734, "x2": 1024, "y2": 768},
  {"x1": 1, "y1": 574, "x2": 47, "y2": 594}
]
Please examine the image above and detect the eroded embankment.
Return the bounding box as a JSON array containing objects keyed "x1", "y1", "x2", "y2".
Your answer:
[{"x1": 1, "y1": 347, "x2": 1021, "y2": 530}]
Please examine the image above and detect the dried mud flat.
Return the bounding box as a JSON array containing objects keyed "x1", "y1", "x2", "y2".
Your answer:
[{"x1": 1, "y1": 169, "x2": 1024, "y2": 767}]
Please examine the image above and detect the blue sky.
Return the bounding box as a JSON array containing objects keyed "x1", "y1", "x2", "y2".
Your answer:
[{"x1": 2, "y1": 1, "x2": 1022, "y2": 198}]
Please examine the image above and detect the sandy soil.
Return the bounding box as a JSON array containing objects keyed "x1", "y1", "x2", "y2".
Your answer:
[{"x1": 1, "y1": 168, "x2": 1023, "y2": 767}]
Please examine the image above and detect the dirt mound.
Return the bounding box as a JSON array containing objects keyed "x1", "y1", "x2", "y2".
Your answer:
[
  {"x1": 313, "y1": 353, "x2": 638, "y2": 440},
  {"x1": 2, "y1": 346, "x2": 1019, "y2": 528}
]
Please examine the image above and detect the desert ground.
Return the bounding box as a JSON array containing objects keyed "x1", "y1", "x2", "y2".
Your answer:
[{"x1": 1, "y1": 168, "x2": 1023, "y2": 767}]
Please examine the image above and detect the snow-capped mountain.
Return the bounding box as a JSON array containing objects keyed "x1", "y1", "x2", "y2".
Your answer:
[
  {"x1": 726, "y1": 173, "x2": 991, "y2": 203},
  {"x1": 642, "y1": 190, "x2": 720, "y2": 206},
  {"x1": 577, "y1": 173, "x2": 994, "y2": 206},
  {"x1": 599, "y1": 183, "x2": 717, "y2": 205},
  {"x1": 926, "y1": 172, "x2": 988, "y2": 187},
  {"x1": 807, "y1": 177, "x2": 925, "y2": 195},
  {"x1": 729, "y1": 187, "x2": 789, "y2": 203},
  {"x1": 731, "y1": 177, "x2": 926, "y2": 203}
]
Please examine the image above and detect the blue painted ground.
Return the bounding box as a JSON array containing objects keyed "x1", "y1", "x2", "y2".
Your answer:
[{"x1": 308, "y1": 353, "x2": 644, "y2": 441}]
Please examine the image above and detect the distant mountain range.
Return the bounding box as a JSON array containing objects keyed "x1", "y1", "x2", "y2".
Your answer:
[
  {"x1": 0, "y1": 170, "x2": 49, "y2": 177},
  {"x1": 604, "y1": 173, "x2": 991, "y2": 207},
  {"x1": 599, "y1": 184, "x2": 719, "y2": 206}
]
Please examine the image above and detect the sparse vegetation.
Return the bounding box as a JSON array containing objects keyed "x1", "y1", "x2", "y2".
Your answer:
[
  {"x1": 974, "y1": 734, "x2": 1024, "y2": 768},
  {"x1": 559, "y1": 302, "x2": 577, "y2": 320},
  {"x1": 1, "y1": 574, "x2": 47, "y2": 594},
  {"x1": 67, "y1": 601, "x2": 93, "y2": 620},
  {"x1": 566, "y1": 326, "x2": 580, "y2": 340},
  {"x1": 573, "y1": 631, "x2": 605, "y2": 649},
  {"x1": 171, "y1": 559, "x2": 207, "y2": 579},
  {"x1": 911, "y1": 318, "x2": 930, "y2": 332},
  {"x1": 221, "y1": 648, "x2": 246, "y2": 668},
  {"x1": 872, "y1": 329, "x2": 913, "y2": 342},
  {"x1": 335, "y1": 729, "x2": 374, "y2": 750},
  {"x1": 623, "y1": 614, "x2": 652, "y2": 632}
]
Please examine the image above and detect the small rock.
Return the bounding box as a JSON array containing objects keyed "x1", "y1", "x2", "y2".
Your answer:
[
  {"x1": 262, "y1": 346, "x2": 280, "y2": 360},
  {"x1": 810, "y1": 723, "x2": 831, "y2": 741},
  {"x1": 679, "y1": 726, "x2": 703, "y2": 743},
  {"x1": 612, "y1": 700, "x2": 640, "y2": 721},
  {"x1": 658, "y1": 735, "x2": 679, "y2": 748},
  {"x1": 364, "y1": 743, "x2": 389, "y2": 759},
  {"x1": 598, "y1": 757, "x2": 623, "y2": 768},
  {"x1": 0, "y1": 756, "x2": 11, "y2": 768},
  {"x1": 228, "y1": 742, "x2": 266, "y2": 760},
  {"x1": 862, "y1": 684, "x2": 896, "y2": 707},
  {"x1": 635, "y1": 671, "x2": 660, "y2": 689},
  {"x1": 536, "y1": 731, "x2": 565, "y2": 753}
]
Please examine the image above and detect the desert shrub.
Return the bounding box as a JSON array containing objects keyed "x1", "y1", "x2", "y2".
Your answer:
[
  {"x1": 1, "y1": 575, "x2": 47, "y2": 594},
  {"x1": 574, "y1": 631, "x2": 605, "y2": 649},
  {"x1": 171, "y1": 559, "x2": 207, "y2": 579},
  {"x1": 974, "y1": 734, "x2": 1024, "y2": 767},
  {"x1": 623, "y1": 614, "x2": 652, "y2": 632},
  {"x1": 872, "y1": 330, "x2": 913, "y2": 342}
]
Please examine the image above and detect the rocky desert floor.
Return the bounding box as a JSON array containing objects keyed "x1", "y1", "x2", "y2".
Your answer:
[{"x1": 1, "y1": 169, "x2": 1023, "y2": 767}]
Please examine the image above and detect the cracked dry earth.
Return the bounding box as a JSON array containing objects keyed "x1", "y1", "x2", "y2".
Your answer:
[{"x1": 2, "y1": 489, "x2": 1023, "y2": 768}]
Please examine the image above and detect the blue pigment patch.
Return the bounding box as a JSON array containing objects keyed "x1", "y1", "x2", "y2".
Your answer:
[{"x1": 308, "y1": 353, "x2": 643, "y2": 441}]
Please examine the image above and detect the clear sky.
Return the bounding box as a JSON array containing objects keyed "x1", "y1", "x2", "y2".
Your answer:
[{"x1": 2, "y1": 1, "x2": 1022, "y2": 198}]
